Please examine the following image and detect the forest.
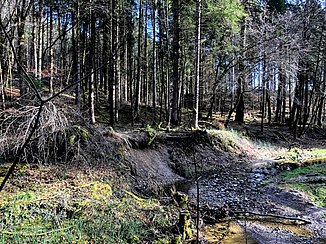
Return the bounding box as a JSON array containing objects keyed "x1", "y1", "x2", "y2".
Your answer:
[{"x1": 0, "y1": 0, "x2": 326, "y2": 243}]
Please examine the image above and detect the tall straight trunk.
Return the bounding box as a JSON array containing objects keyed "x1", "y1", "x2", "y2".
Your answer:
[
  {"x1": 38, "y1": 0, "x2": 43, "y2": 80},
  {"x1": 17, "y1": 3, "x2": 28, "y2": 97},
  {"x1": 317, "y1": 7, "x2": 326, "y2": 127},
  {"x1": 234, "y1": 18, "x2": 246, "y2": 123},
  {"x1": 49, "y1": 0, "x2": 54, "y2": 95},
  {"x1": 32, "y1": 8, "x2": 38, "y2": 77},
  {"x1": 193, "y1": 0, "x2": 201, "y2": 129},
  {"x1": 152, "y1": 0, "x2": 157, "y2": 110},
  {"x1": 135, "y1": 0, "x2": 143, "y2": 119},
  {"x1": 127, "y1": 0, "x2": 134, "y2": 126},
  {"x1": 114, "y1": 0, "x2": 120, "y2": 123},
  {"x1": 72, "y1": 0, "x2": 81, "y2": 114},
  {"x1": 109, "y1": 0, "x2": 116, "y2": 125},
  {"x1": 164, "y1": 0, "x2": 170, "y2": 123},
  {"x1": 89, "y1": 9, "x2": 96, "y2": 124},
  {"x1": 144, "y1": 1, "x2": 148, "y2": 106},
  {"x1": 261, "y1": 53, "x2": 266, "y2": 132},
  {"x1": 291, "y1": 66, "x2": 304, "y2": 138},
  {"x1": 275, "y1": 67, "x2": 283, "y2": 123},
  {"x1": 103, "y1": 13, "x2": 109, "y2": 97},
  {"x1": 158, "y1": 0, "x2": 165, "y2": 121},
  {"x1": 171, "y1": 0, "x2": 180, "y2": 125},
  {"x1": 266, "y1": 67, "x2": 272, "y2": 124},
  {"x1": 122, "y1": 0, "x2": 128, "y2": 102}
]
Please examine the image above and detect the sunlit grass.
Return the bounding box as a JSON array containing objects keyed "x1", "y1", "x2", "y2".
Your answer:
[{"x1": 280, "y1": 164, "x2": 326, "y2": 179}]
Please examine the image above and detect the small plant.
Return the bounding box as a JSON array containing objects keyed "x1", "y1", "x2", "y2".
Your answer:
[{"x1": 145, "y1": 122, "x2": 162, "y2": 146}]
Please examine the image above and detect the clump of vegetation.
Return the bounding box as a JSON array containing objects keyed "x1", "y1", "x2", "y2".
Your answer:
[
  {"x1": 144, "y1": 123, "x2": 162, "y2": 146},
  {"x1": 283, "y1": 182, "x2": 326, "y2": 207},
  {"x1": 208, "y1": 128, "x2": 255, "y2": 156},
  {"x1": 280, "y1": 164, "x2": 326, "y2": 207}
]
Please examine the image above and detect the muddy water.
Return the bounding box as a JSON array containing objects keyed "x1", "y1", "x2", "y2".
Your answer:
[
  {"x1": 204, "y1": 220, "x2": 314, "y2": 244},
  {"x1": 205, "y1": 222, "x2": 257, "y2": 243}
]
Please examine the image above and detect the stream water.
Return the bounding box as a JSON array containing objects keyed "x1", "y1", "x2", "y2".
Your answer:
[{"x1": 183, "y1": 162, "x2": 326, "y2": 243}]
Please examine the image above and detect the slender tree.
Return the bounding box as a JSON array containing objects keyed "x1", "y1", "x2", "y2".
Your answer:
[{"x1": 193, "y1": 0, "x2": 201, "y2": 129}]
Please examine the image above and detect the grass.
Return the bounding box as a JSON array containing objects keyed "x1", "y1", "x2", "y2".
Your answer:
[
  {"x1": 283, "y1": 182, "x2": 326, "y2": 207},
  {"x1": 280, "y1": 163, "x2": 326, "y2": 179},
  {"x1": 280, "y1": 164, "x2": 326, "y2": 207},
  {"x1": 0, "y1": 165, "x2": 178, "y2": 243},
  {"x1": 308, "y1": 148, "x2": 326, "y2": 157}
]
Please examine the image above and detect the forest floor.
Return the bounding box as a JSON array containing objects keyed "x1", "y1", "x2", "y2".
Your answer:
[{"x1": 1, "y1": 104, "x2": 326, "y2": 243}]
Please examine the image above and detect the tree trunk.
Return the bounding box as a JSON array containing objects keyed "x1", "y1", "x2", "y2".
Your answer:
[
  {"x1": 234, "y1": 19, "x2": 246, "y2": 123},
  {"x1": 135, "y1": 0, "x2": 143, "y2": 120},
  {"x1": 152, "y1": 0, "x2": 157, "y2": 110},
  {"x1": 193, "y1": 0, "x2": 201, "y2": 129},
  {"x1": 114, "y1": 0, "x2": 120, "y2": 123},
  {"x1": 127, "y1": 0, "x2": 134, "y2": 126},
  {"x1": 17, "y1": 6, "x2": 28, "y2": 97},
  {"x1": 89, "y1": 8, "x2": 96, "y2": 124},
  {"x1": 171, "y1": 0, "x2": 180, "y2": 125},
  {"x1": 72, "y1": 0, "x2": 81, "y2": 114},
  {"x1": 49, "y1": 0, "x2": 54, "y2": 95}
]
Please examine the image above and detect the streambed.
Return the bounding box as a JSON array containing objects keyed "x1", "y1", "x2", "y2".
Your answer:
[{"x1": 186, "y1": 162, "x2": 326, "y2": 243}]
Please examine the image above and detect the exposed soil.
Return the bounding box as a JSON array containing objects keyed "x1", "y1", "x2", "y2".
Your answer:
[{"x1": 120, "y1": 122, "x2": 326, "y2": 243}]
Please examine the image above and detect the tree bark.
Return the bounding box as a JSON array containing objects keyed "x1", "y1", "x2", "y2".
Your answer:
[
  {"x1": 135, "y1": 0, "x2": 143, "y2": 120},
  {"x1": 171, "y1": 0, "x2": 180, "y2": 125},
  {"x1": 152, "y1": 0, "x2": 157, "y2": 110},
  {"x1": 193, "y1": 0, "x2": 201, "y2": 129}
]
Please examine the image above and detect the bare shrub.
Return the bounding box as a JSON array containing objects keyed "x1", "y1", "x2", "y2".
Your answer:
[
  {"x1": 0, "y1": 100, "x2": 68, "y2": 163},
  {"x1": 0, "y1": 100, "x2": 119, "y2": 166}
]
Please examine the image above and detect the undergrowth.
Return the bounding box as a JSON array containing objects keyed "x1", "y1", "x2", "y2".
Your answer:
[{"x1": 0, "y1": 164, "x2": 177, "y2": 243}]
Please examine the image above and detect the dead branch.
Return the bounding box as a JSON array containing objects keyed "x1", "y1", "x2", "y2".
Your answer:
[{"x1": 233, "y1": 211, "x2": 312, "y2": 225}]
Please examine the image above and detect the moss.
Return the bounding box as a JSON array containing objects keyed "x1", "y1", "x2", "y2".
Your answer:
[
  {"x1": 69, "y1": 135, "x2": 76, "y2": 145},
  {"x1": 89, "y1": 182, "x2": 112, "y2": 202},
  {"x1": 0, "y1": 163, "x2": 11, "y2": 176},
  {"x1": 178, "y1": 210, "x2": 193, "y2": 240},
  {"x1": 72, "y1": 125, "x2": 89, "y2": 141},
  {"x1": 174, "y1": 192, "x2": 193, "y2": 241},
  {"x1": 309, "y1": 148, "x2": 326, "y2": 157}
]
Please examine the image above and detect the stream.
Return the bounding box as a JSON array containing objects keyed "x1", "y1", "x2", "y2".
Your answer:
[{"x1": 185, "y1": 162, "x2": 326, "y2": 243}]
